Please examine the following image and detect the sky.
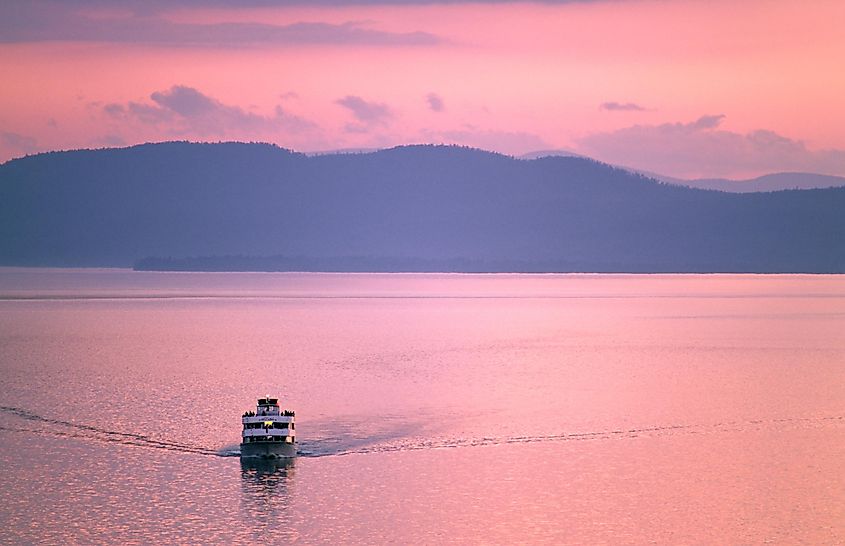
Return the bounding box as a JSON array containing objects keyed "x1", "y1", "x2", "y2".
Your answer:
[{"x1": 1, "y1": 0, "x2": 844, "y2": 179}]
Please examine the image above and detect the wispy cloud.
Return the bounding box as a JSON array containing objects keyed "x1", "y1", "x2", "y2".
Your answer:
[
  {"x1": 336, "y1": 96, "x2": 393, "y2": 133},
  {"x1": 0, "y1": 132, "x2": 39, "y2": 161},
  {"x1": 426, "y1": 93, "x2": 445, "y2": 112},
  {"x1": 0, "y1": 4, "x2": 442, "y2": 46},
  {"x1": 687, "y1": 114, "x2": 724, "y2": 130},
  {"x1": 151, "y1": 86, "x2": 219, "y2": 118},
  {"x1": 579, "y1": 115, "x2": 845, "y2": 178},
  {"x1": 104, "y1": 85, "x2": 317, "y2": 137},
  {"x1": 3, "y1": 0, "x2": 611, "y2": 12},
  {"x1": 600, "y1": 101, "x2": 647, "y2": 112}
]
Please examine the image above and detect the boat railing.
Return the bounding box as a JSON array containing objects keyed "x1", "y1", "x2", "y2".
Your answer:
[
  {"x1": 241, "y1": 410, "x2": 295, "y2": 417},
  {"x1": 242, "y1": 428, "x2": 294, "y2": 437},
  {"x1": 242, "y1": 414, "x2": 294, "y2": 424}
]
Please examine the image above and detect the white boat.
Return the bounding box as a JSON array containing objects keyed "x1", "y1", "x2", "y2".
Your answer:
[{"x1": 240, "y1": 396, "x2": 297, "y2": 459}]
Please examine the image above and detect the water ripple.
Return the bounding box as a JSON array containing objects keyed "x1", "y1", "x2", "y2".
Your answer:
[{"x1": 2, "y1": 405, "x2": 841, "y2": 459}]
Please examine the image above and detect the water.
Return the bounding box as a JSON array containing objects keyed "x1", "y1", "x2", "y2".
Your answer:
[{"x1": 0, "y1": 269, "x2": 843, "y2": 544}]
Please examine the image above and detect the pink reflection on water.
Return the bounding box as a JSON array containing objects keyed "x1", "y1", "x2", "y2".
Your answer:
[{"x1": 0, "y1": 270, "x2": 843, "y2": 543}]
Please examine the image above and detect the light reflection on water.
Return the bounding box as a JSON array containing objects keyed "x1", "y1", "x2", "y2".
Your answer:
[
  {"x1": 1, "y1": 270, "x2": 844, "y2": 544},
  {"x1": 239, "y1": 458, "x2": 297, "y2": 542}
]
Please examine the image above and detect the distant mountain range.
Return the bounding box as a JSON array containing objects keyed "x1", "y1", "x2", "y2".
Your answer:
[
  {"x1": 675, "y1": 173, "x2": 845, "y2": 193},
  {"x1": 521, "y1": 150, "x2": 845, "y2": 192},
  {"x1": 1, "y1": 142, "x2": 844, "y2": 272}
]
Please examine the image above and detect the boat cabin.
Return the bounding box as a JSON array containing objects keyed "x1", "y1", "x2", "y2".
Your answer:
[{"x1": 241, "y1": 396, "x2": 296, "y2": 445}]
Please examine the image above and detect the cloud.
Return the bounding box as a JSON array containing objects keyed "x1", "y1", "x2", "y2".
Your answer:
[
  {"x1": 689, "y1": 114, "x2": 724, "y2": 130},
  {"x1": 426, "y1": 93, "x2": 445, "y2": 112},
  {"x1": 0, "y1": 132, "x2": 39, "y2": 162},
  {"x1": 103, "y1": 103, "x2": 125, "y2": 116},
  {"x1": 128, "y1": 101, "x2": 175, "y2": 124},
  {"x1": 3, "y1": 0, "x2": 611, "y2": 11},
  {"x1": 336, "y1": 96, "x2": 393, "y2": 131},
  {"x1": 600, "y1": 101, "x2": 647, "y2": 112},
  {"x1": 0, "y1": 4, "x2": 442, "y2": 46},
  {"x1": 151, "y1": 86, "x2": 217, "y2": 118},
  {"x1": 104, "y1": 85, "x2": 317, "y2": 137},
  {"x1": 578, "y1": 115, "x2": 845, "y2": 178},
  {"x1": 1, "y1": 132, "x2": 38, "y2": 152}
]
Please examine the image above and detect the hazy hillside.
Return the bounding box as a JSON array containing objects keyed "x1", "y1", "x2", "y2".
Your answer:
[
  {"x1": 1, "y1": 142, "x2": 844, "y2": 272},
  {"x1": 678, "y1": 172, "x2": 845, "y2": 193},
  {"x1": 521, "y1": 151, "x2": 845, "y2": 193}
]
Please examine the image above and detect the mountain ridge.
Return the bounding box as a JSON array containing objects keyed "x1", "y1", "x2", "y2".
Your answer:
[
  {"x1": 9, "y1": 142, "x2": 843, "y2": 193},
  {"x1": 518, "y1": 149, "x2": 845, "y2": 192},
  {"x1": 679, "y1": 172, "x2": 845, "y2": 193},
  {"x1": 1, "y1": 141, "x2": 843, "y2": 272}
]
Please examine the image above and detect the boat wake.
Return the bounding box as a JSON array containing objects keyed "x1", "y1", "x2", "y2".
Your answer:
[
  {"x1": 2, "y1": 405, "x2": 841, "y2": 459},
  {"x1": 0, "y1": 405, "x2": 220, "y2": 456},
  {"x1": 217, "y1": 444, "x2": 243, "y2": 457},
  {"x1": 297, "y1": 414, "x2": 845, "y2": 458}
]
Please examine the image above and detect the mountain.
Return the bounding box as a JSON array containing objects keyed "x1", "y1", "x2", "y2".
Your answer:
[
  {"x1": 520, "y1": 151, "x2": 845, "y2": 193},
  {"x1": 518, "y1": 149, "x2": 588, "y2": 160},
  {"x1": 676, "y1": 172, "x2": 845, "y2": 193},
  {"x1": 1, "y1": 141, "x2": 844, "y2": 272},
  {"x1": 304, "y1": 147, "x2": 380, "y2": 156}
]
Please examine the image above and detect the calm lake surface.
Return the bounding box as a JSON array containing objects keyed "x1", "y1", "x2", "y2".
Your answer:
[{"x1": 1, "y1": 269, "x2": 843, "y2": 544}]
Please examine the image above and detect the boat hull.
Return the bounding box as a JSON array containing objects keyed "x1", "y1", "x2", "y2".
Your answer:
[{"x1": 240, "y1": 441, "x2": 297, "y2": 459}]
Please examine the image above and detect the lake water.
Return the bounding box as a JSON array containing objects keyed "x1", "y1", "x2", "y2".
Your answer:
[{"x1": 0, "y1": 269, "x2": 843, "y2": 544}]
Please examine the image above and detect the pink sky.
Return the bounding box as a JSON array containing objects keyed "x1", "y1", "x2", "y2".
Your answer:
[{"x1": 1, "y1": 0, "x2": 844, "y2": 178}]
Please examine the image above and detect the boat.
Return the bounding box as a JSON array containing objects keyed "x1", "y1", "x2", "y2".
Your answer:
[{"x1": 240, "y1": 395, "x2": 297, "y2": 459}]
